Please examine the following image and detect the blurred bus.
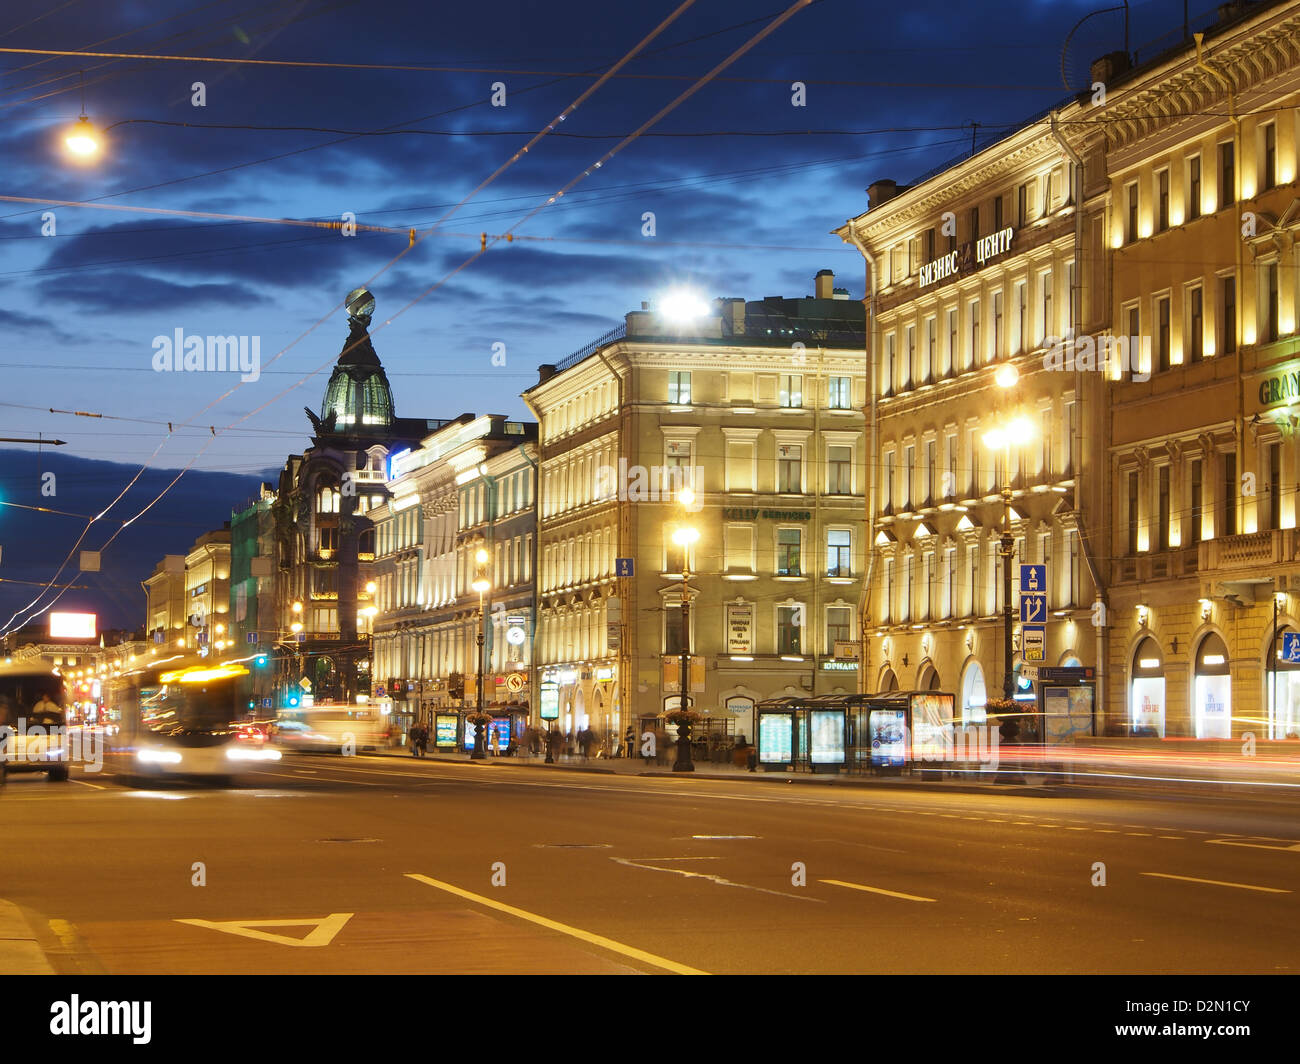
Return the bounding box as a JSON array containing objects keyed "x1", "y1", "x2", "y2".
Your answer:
[
  {"x1": 0, "y1": 663, "x2": 70, "y2": 782},
  {"x1": 112, "y1": 662, "x2": 281, "y2": 783}
]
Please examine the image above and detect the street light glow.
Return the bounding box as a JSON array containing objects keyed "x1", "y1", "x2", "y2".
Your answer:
[
  {"x1": 64, "y1": 116, "x2": 100, "y2": 158},
  {"x1": 672, "y1": 525, "x2": 700, "y2": 546},
  {"x1": 994, "y1": 363, "x2": 1020, "y2": 389},
  {"x1": 659, "y1": 289, "x2": 710, "y2": 323}
]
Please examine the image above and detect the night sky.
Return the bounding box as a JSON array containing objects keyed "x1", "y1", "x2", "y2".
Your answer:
[{"x1": 0, "y1": 0, "x2": 1221, "y2": 627}]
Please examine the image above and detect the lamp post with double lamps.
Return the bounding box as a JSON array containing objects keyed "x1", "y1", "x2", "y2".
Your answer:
[
  {"x1": 471, "y1": 548, "x2": 491, "y2": 760},
  {"x1": 981, "y1": 363, "x2": 1034, "y2": 703},
  {"x1": 671, "y1": 487, "x2": 700, "y2": 772}
]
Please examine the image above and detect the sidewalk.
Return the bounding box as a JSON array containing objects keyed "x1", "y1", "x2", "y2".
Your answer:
[{"x1": 0, "y1": 900, "x2": 54, "y2": 975}]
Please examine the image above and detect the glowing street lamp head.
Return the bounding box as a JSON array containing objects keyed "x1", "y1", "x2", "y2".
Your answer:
[
  {"x1": 659, "y1": 289, "x2": 710, "y2": 323},
  {"x1": 64, "y1": 115, "x2": 100, "y2": 159},
  {"x1": 993, "y1": 363, "x2": 1020, "y2": 389},
  {"x1": 1006, "y1": 415, "x2": 1034, "y2": 444},
  {"x1": 475, "y1": 548, "x2": 489, "y2": 565},
  {"x1": 677, "y1": 486, "x2": 696, "y2": 508},
  {"x1": 982, "y1": 427, "x2": 1007, "y2": 451},
  {"x1": 292, "y1": 601, "x2": 303, "y2": 613},
  {"x1": 671, "y1": 525, "x2": 700, "y2": 547},
  {"x1": 365, "y1": 581, "x2": 377, "y2": 593},
  {"x1": 472, "y1": 575, "x2": 491, "y2": 593}
]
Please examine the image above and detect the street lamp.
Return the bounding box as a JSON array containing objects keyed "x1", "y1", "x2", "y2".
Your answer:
[
  {"x1": 982, "y1": 366, "x2": 1034, "y2": 702},
  {"x1": 471, "y1": 548, "x2": 491, "y2": 760},
  {"x1": 671, "y1": 487, "x2": 700, "y2": 772}
]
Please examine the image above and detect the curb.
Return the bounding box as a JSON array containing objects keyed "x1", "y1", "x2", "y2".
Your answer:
[{"x1": 0, "y1": 900, "x2": 54, "y2": 975}]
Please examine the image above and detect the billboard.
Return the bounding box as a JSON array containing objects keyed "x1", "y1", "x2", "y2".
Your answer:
[{"x1": 49, "y1": 612, "x2": 96, "y2": 639}]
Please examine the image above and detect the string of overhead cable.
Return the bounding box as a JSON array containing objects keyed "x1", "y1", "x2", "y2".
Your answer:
[{"x1": 0, "y1": 0, "x2": 704, "y2": 637}]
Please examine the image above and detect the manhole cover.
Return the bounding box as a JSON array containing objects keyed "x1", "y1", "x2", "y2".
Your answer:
[
  {"x1": 533, "y1": 843, "x2": 612, "y2": 849},
  {"x1": 317, "y1": 837, "x2": 383, "y2": 844}
]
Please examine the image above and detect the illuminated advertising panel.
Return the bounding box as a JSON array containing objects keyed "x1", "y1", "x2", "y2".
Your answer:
[
  {"x1": 809, "y1": 710, "x2": 845, "y2": 764},
  {"x1": 434, "y1": 714, "x2": 458, "y2": 748},
  {"x1": 869, "y1": 709, "x2": 907, "y2": 767},
  {"x1": 539, "y1": 682, "x2": 559, "y2": 720},
  {"x1": 759, "y1": 713, "x2": 793, "y2": 763},
  {"x1": 49, "y1": 612, "x2": 97, "y2": 639}
]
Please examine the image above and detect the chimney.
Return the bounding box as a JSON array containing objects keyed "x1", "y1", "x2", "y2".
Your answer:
[
  {"x1": 867, "y1": 179, "x2": 899, "y2": 210},
  {"x1": 537, "y1": 364, "x2": 557, "y2": 384},
  {"x1": 814, "y1": 269, "x2": 834, "y2": 299},
  {"x1": 1090, "y1": 50, "x2": 1131, "y2": 86}
]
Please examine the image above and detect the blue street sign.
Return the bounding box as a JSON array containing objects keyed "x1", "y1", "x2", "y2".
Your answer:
[
  {"x1": 261, "y1": 698, "x2": 272, "y2": 709},
  {"x1": 247, "y1": 632, "x2": 258, "y2": 644},
  {"x1": 615, "y1": 557, "x2": 634, "y2": 578},
  {"x1": 1020, "y1": 564, "x2": 1047, "y2": 594},
  {"x1": 1283, "y1": 631, "x2": 1300, "y2": 663},
  {"x1": 1021, "y1": 624, "x2": 1046, "y2": 662},
  {"x1": 1019, "y1": 593, "x2": 1048, "y2": 623}
]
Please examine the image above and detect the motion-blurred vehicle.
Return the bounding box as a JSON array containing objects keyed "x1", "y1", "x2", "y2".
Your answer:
[
  {"x1": 271, "y1": 706, "x2": 387, "y2": 754},
  {"x1": 0, "y1": 664, "x2": 70, "y2": 782},
  {"x1": 111, "y1": 662, "x2": 281, "y2": 784}
]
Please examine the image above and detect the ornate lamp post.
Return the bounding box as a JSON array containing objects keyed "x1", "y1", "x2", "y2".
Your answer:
[
  {"x1": 982, "y1": 364, "x2": 1034, "y2": 704},
  {"x1": 670, "y1": 487, "x2": 700, "y2": 772},
  {"x1": 470, "y1": 548, "x2": 491, "y2": 760}
]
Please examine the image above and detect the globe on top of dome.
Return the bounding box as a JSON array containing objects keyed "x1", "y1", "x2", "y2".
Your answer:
[{"x1": 345, "y1": 287, "x2": 376, "y2": 326}]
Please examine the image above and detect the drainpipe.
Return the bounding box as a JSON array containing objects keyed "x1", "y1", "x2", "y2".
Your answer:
[
  {"x1": 520, "y1": 395, "x2": 547, "y2": 737},
  {"x1": 843, "y1": 221, "x2": 878, "y2": 692},
  {"x1": 1050, "y1": 111, "x2": 1108, "y2": 718}
]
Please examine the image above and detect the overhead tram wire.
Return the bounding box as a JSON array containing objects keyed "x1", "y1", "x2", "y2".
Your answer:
[{"x1": 0, "y1": 0, "x2": 704, "y2": 636}]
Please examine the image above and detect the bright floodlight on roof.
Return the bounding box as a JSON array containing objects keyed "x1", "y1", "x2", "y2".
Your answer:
[{"x1": 659, "y1": 289, "x2": 710, "y2": 323}]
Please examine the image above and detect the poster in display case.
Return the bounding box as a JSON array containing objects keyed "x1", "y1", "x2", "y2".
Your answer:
[
  {"x1": 809, "y1": 710, "x2": 846, "y2": 764},
  {"x1": 759, "y1": 712, "x2": 793, "y2": 763},
  {"x1": 869, "y1": 708, "x2": 907, "y2": 767}
]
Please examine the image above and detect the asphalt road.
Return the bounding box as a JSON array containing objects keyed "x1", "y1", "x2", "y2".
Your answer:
[{"x1": 2, "y1": 755, "x2": 1298, "y2": 975}]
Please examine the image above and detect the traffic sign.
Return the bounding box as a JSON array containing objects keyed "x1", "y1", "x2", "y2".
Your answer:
[
  {"x1": 247, "y1": 632, "x2": 259, "y2": 644},
  {"x1": 1283, "y1": 632, "x2": 1300, "y2": 663},
  {"x1": 1019, "y1": 594, "x2": 1048, "y2": 623},
  {"x1": 1020, "y1": 564, "x2": 1047, "y2": 594},
  {"x1": 615, "y1": 557, "x2": 634, "y2": 578},
  {"x1": 1021, "y1": 624, "x2": 1046, "y2": 662}
]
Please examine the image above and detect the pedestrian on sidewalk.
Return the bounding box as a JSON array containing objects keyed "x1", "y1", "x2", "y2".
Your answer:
[
  {"x1": 623, "y1": 725, "x2": 635, "y2": 759},
  {"x1": 547, "y1": 727, "x2": 562, "y2": 761},
  {"x1": 655, "y1": 726, "x2": 669, "y2": 767},
  {"x1": 489, "y1": 725, "x2": 501, "y2": 757},
  {"x1": 578, "y1": 724, "x2": 595, "y2": 761}
]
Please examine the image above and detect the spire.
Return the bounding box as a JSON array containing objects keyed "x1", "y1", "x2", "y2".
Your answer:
[{"x1": 319, "y1": 288, "x2": 395, "y2": 432}]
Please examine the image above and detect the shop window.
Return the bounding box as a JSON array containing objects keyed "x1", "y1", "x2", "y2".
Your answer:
[{"x1": 1131, "y1": 637, "x2": 1165, "y2": 737}]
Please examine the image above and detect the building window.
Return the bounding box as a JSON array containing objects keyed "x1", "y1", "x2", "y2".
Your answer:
[
  {"x1": 1221, "y1": 274, "x2": 1237, "y2": 355},
  {"x1": 944, "y1": 434, "x2": 957, "y2": 501},
  {"x1": 970, "y1": 204, "x2": 980, "y2": 242},
  {"x1": 1156, "y1": 169, "x2": 1169, "y2": 232},
  {"x1": 665, "y1": 600, "x2": 685, "y2": 655},
  {"x1": 1015, "y1": 281, "x2": 1028, "y2": 354},
  {"x1": 943, "y1": 546, "x2": 956, "y2": 618},
  {"x1": 826, "y1": 606, "x2": 852, "y2": 654},
  {"x1": 1158, "y1": 466, "x2": 1171, "y2": 550},
  {"x1": 668, "y1": 371, "x2": 691, "y2": 404},
  {"x1": 924, "y1": 317, "x2": 936, "y2": 384},
  {"x1": 827, "y1": 445, "x2": 852, "y2": 495},
  {"x1": 992, "y1": 290, "x2": 1004, "y2": 359},
  {"x1": 1156, "y1": 295, "x2": 1171, "y2": 371},
  {"x1": 777, "y1": 606, "x2": 802, "y2": 655},
  {"x1": 1127, "y1": 471, "x2": 1140, "y2": 554},
  {"x1": 883, "y1": 449, "x2": 895, "y2": 512},
  {"x1": 777, "y1": 529, "x2": 802, "y2": 576},
  {"x1": 967, "y1": 426, "x2": 981, "y2": 495},
  {"x1": 902, "y1": 444, "x2": 915, "y2": 509},
  {"x1": 1038, "y1": 270, "x2": 1053, "y2": 346},
  {"x1": 779, "y1": 374, "x2": 803, "y2": 408},
  {"x1": 903, "y1": 325, "x2": 916, "y2": 390},
  {"x1": 968, "y1": 298, "x2": 981, "y2": 370},
  {"x1": 924, "y1": 438, "x2": 936, "y2": 505},
  {"x1": 1262, "y1": 261, "x2": 1280, "y2": 343},
  {"x1": 726, "y1": 439, "x2": 756, "y2": 492},
  {"x1": 826, "y1": 529, "x2": 851, "y2": 577},
  {"x1": 725, "y1": 524, "x2": 754, "y2": 573},
  {"x1": 1064, "y1": 528, "x2": 1079, "y2": 606},
  {"x1": 827, "y1": 376, "x2": 851, "y2": 410},
  {"x1": 1190, "y1": 458, "x2": 1203, "y2": 545},
  {"x1": 1041, "y1": 408, "x2": 1053, "y2": 480},
  {"x1": 921, "y1": 552, "x2": 934, "y2": 620},
  {"x1": 883, "y1": 333, "x2": 896, "y2": 397},
  {"x1": 777, "y1": 444, "x2": 803, "y2": 493},
  {"x1": 945, "y1": 308, "x2": 958, "y2": 377},
  {"x1": 665, "y1": 440, "x2": 693, "y2": 493},
  {"x1": 1188, "y1": 155, "x2": 1202, "y2": 220},
  {"x1": 1219, "y1": 141, "x2": 1235, "y2": 209},
  {"x1": 882, "y1": 558, "x2": 894, "y2": 623},
  {"x1": 1188, "y1": 285, "x2": 1204, "y2": 363},
  {"x1": 1263, "y1": 123, "x2": 1277, "y2": 191},
  {"x1": 993, "y1": 193, "x2": 1004, "y2": 231},
  {"x1": 1268, "y1": 441, "x2": 1282, "y2": 531},
  {"x1": 1222, "y1": 451, "x2": 1238, "y2": 536},
  {"x1": 1126, "y1": 180, "x2": 1139, "y2": 242},
  {"x1": 968, "y1": 543, "x2": 980, "y2": 616},
  {"x1": 1017, "y1": 182, "x2": 1029, "y2": 227}
]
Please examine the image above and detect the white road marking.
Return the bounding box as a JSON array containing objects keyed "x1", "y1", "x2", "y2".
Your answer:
[
  {"x1": 175, "y1": 912, "x2": 354, "y2": 947},
  {"x1": 71, "y1": 777, "x2": 105, "y2": 790},
  {"x1": 1207, "y1": 838, "x2": 1300, "y2": 852},
  {"x1": 820, "y1": 879, "x2": 937, "y2": 903},
  {"x1": 406, "y1": 872, "x2": 707, "y2": 974},
  {"x1": 1140, "y1": 872, "x2": 1290, "y2": 894},
  {"x1": 611, "y1": 857, "x2": 821, "y2": 902}
]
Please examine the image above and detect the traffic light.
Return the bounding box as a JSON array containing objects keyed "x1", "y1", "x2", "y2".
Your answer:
[
  {"x1": 247, "y1": 699, "x2": 255, "y2": 711},
  {"x1": 255, "y1": 654, "x2": 268, "y2": 667},
  {"x1": 286, "y1": 693, "x2": 300, "y2": 709}
]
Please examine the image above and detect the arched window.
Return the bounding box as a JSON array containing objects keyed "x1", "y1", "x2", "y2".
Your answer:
[
  {"x1": 1193, "y1": 632, "x2": 1232, "y2": 738},
  {"x1": 1130, "y1": 637, "x2": 1165, "y2": 737},
  {"x1": 961, "y1": 660, "x2": 987, "y2": 724},
  {"x1": 877, "y1": 667, "x2": 899, "y2": 693},
  {"x1": 918, "y1": 663, "x2": 941, "y2": 690},
  {"x1": 1267, "y1": 625, "x2": 1300, "y2": 739}
]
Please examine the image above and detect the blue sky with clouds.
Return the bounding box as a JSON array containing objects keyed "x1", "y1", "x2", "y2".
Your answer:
[{"x1": 0, "y1": 0, "x2": 1215, "y2": 489}]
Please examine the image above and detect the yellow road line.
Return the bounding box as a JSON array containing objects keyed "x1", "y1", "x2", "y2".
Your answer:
[
  {"x1": 819, "y1": 878, "x2": 937, "y2": 902},
  {"x1": 404, "y1": 873, "x2": 707, "y2": 975},
  {"x1": 1140, "y1": 872, "x2": 1290, "y2": 894}
]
